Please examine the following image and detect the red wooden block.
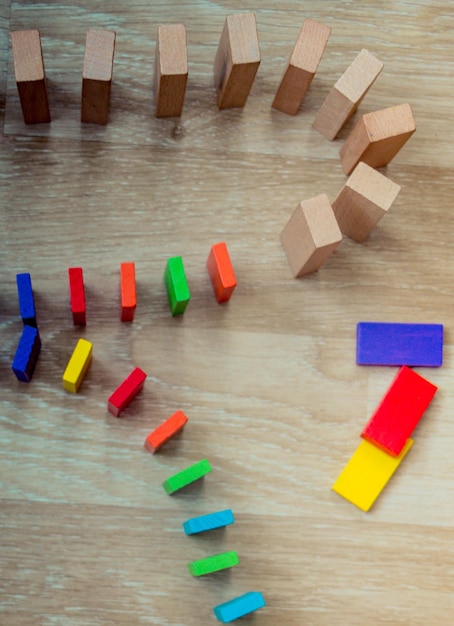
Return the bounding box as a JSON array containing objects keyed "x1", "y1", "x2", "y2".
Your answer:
[
  {"x1": 107, "y1": 367, "x2": 147, "y2": 417},
  {"x1": 68, "y1": 267, "x2": 86, "y2": 326},
  {"x1": 207, "y1": 242, "x2": 237, "y2": 303},
  {"x1": 361, "y1": 366, "x2": 438, "y2": 456},
  {"x1": 144, "y1": 410, "x2": 188, "y2": 453},
  {"x1": 120, "y1": 262, "x2": 136, "y2": 322}
]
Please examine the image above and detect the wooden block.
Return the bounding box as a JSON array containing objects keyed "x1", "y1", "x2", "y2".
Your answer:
[
  {"x1": 183, "y1": 509, "x2": 235, "y2": 535},
  {"x1": 11, "y1": 30, "x2": 51, "y2": 124},
  {"x1": 280, "y1": 194, "x2": 342, "y2": 277},
  {"x1": 162, "y1": 458, "x2": 212, "y2": 495},
  {"x1": 164, "y1": 256, "x2": 190, "y2": 316},
  {"x1": 361, "y1": 366, "x2": 438, "y2": 457},
  {"x1": 339, "y1": 103, "x2": 416, "y2": 174},
  {"x1": 332, "y1": 161, "x2": 401, "y2": 241},
  {"x1": 120, "y1": 262, "x2": 136, "y2": 322},
  {"x1": 207, "y1": 242, "x2": 237, "y2": 303},
  {"x1": 214, "y1": 13, "x2": 261, "y2": 110},
  {"x1": 272, "y1": 19, "x2": 331, "y2": 115},
  {"x1": 313, "y1": 49, "x2": 383, "y2": 140},
  {"x1": 155, "y1": 24, "x2": 188, "y2": 118},
  {"x1": 68, "y1": 267, "x2": 86, "y2": 326},
  {"x1": 188, "y1": 551, "x2": 239, "y2": 577},
  {"x1": 12, "y1": 326, "x2": 41, "y2": 383},
  {"x1": 213, "y1": 591, "x2": 266, "y2": 623},
  {"x1": 144, "y1": 410, "x2": 188, "y2": 453},
  {"x1": 107, "y1": 367, "x2": 147, "y2": 417},
  {"x1": 332, "y1": 438, "x2": 413, "y2": 512},
  {"x1": 62, "y1": 338, "x2": 93, "y2": 393},
  {"x1": 16, "y1": 273, "x2": 37, "y2": 327},
  {"x1": 81, "y1": 29, "x2": 116, "y2": 125}
]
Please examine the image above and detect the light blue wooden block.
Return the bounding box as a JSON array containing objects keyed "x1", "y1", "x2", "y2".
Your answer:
[
  {"x1": 213, "y1": 591, "x2": 266, "y2": 623},
  {"x1": 183, "y1": 509, "x2": 234, "y2": 535}
]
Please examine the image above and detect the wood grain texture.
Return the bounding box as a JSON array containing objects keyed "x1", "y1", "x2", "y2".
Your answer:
[{"x1": 1, "y1": 1, "x2": 454, "y2": 625}]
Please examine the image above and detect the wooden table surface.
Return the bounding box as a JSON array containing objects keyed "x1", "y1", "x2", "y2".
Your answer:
[{"x1": 1, "y1": 2, "x2": 453, "y2": 624}]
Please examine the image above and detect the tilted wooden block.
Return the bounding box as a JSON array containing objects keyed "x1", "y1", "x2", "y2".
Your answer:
[
  {"x1": 11, "y1": 29, "x2": 51, "y2": 124},
  {"x1": 81, "y1": 29, "x2": 116, "y2": 125},
  {"x1": 313, "y1": 48, "x2": 383, "y2": 140},
  {"x1": 207, "y1": 242, "x2": 237, "y2": 303},
  {"x1": 68, "y1": 267, "x2": 86, "y2": 326},
  {"x1": 280, "y1": 194, "x2": 342, "y2": 277},
  {"x1": 272, "y1": 19, "x2": 331, "y2": 115},
  {"x1": 214, "y1": 12, "x2": 260, "y2": 110},
  {"x1": 108, "y1": 367, "x2": 147, "y2": 417},
  {"x1": 155, "y1": 24, "x2": 188, "y2": 118},
  {"x1": 339, "y1": 103, "x2": 416, "y2": 174},
  {"x1": 62, "y1": 338, "x2": 93, "y2": 393},
  {"x1": 144, "y1": 410, "x2": 188, "y2": 453},
  {"x1": 332, "y1": 161, "x2": 401, "y2": 241}
]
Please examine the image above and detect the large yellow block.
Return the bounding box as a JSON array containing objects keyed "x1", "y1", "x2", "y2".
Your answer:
[{"x1": 62, "y1": 338, "x2": 93, "y2": 393}]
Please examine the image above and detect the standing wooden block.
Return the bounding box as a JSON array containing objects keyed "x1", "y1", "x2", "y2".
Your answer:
[
  {"x1": 164, "y1": 256, "x2": 190, "y2": 316},
  {"x1": 280, "y1": 194, "x2": 342, "y2": 278},
  {"x1": 81, "y1": 29, "x2": 116, "y2": 125},
  {"x1": 207, "y1": 242, "x2": 237, "y2": 303},
  {"x1": 339, "y1": 103, "x2": 416, "y2": 175},
  {"x1": 155, "y1": 24, "x2": 188, "y2": 118},
  {"x1": 68, "y1": 267, "x2": 86, "y2": 326},
  {"x1": 108, "y1": 367, "x2": 147, "y2": 417},
  {"x1": 214, "y1": 12, "x2": 261, "y2": 110},
  {"x1": 272, "y1": 19, "x2": 331, "y2": 115},
  {"x1": 332, "y1": 161, "x2": 401, "y2": 242},
  {"x1": 120, "y1": 262, "x2": 136, "y2": 322},
  {"x1": 313, "y1": 49, "x2": 383, "y2": 140},
  {"x1": 62, "y1": 338, "x2": 93, "y2": 393},
  {"x1": 16, "y1": 273, "x2": 37, "y2": 327},
  {"x1": 11, "y1": 30, "x2": 51, "y2": 124}
]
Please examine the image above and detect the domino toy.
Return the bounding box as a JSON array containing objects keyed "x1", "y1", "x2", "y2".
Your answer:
[
  {"x1": 213, "y1": 591, "x2": 266, "y2": 623},
  {"x1": 16, "y1": 272, "x2": 37, "y2": 327},
  {"x1": 11, "y1": 325, "x2": 41, "y2": 382},
  {"x1": 120, "y1": 262, "x2": 136, "y2": 322},
  {"x1": 162, "y1": 458, "x2": 212, "y2": 494},
  {"x1": 144, "y1": 409, "x2": 188, "y2": 453},
  {"x1": 164, "y1": 256, "x2": 190, "y2": 316},
  {"x1": 81, "y1": 28, "x2": 116, "y2": 125},
  {"x1": 188, "y1": 550, "x2": 239, "y2": 577},
  {"x1": 206, "y1": 242, "x2": 237, "y2": 303},
  {"x1": 183, "y1": 509, "x2": 235, "y2": 535},
  {"x1": 155, "y1": 24, "x2": 188, "y2": 118},
  {"x1": 107, "y1": 366, "x2": 147, "y2": 417},
  {"x1": 68, "y1": 267, "x2": 86, "y2": 326},
  {"x1": 62, "y1": 338, "x2": 93, "y2": 393}
]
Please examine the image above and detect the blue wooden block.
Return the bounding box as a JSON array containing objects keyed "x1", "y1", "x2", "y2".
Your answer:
[
  {"x1": 214, "y1": 591, "x2": 266, "y2": 623},
  {"x1": 183, "y1": 509, "x2": 234, "y2": 535},
  {"x1": 356, "y1": 322, "x2": 443, "y2": 367},
  {"x1": 16, "y1": 273, "x2": 37, "y2": 327},
  {"x1": 12, "y1": 325, "x2": 41, "y2": 382}
]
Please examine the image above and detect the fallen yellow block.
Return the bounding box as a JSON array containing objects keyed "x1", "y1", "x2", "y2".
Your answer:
[{"x1": 62, "y1": 338, "x2": 93, "y2": 393}]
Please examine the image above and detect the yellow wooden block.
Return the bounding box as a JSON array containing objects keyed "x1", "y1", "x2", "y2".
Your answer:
[
  {"x1": 332, "y1": 438, "x2": 413, "y2": 512},
  {"x1": 62, "y1": 338, "x2": 93, "y2": 393}
]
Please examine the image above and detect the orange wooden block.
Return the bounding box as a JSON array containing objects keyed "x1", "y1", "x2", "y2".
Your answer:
[
  {"x1": 340, "y1": 103, "x2": 416, "y2": 175},
  {"x1": 144, "y1": 410, "x2": 188, "y2": 453},
  {"x1": 214, "y1": 13, "x2": 261, "y2": 110},
  {"x1": 313, "y1": 49, "x2": 383, "y2": 140},
  {"x1": 272, "y1": 19, "x2": 331, "y2": 115},
  {"x1": 155, "y1": 24, "x2": 188, "y2": 118},
  {"x1": 280, "y1": 194, "x2": 342, "y2": 278},
  {"x1": 11, "y1": 30, "x2": 51, "y2": 124},
  {"x1": 81, "y1": 29, "x2": 116, "y2": 125},
  {"x1": 120, "y1": 262, "x2": 136, "y2": 322},
  {"x1": 207, "y1": 242, "x2": 237, "y2": 303}
]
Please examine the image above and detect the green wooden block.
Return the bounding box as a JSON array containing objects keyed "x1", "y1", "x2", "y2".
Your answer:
[
  {"x1": 164, "y1": 256, "x2": 190, "y2": 316},
  {"x1": 188, "y1": 551, "x2": 239, "y2": 577},
  {"x1": 163, "y1": 458, "x2": 212, "y2": 495}
]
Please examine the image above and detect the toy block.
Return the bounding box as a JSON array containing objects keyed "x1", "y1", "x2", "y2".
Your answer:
[
  {"x1": 162, "y1": 458, "x2": 212, "y2": 495},
  {"x1": 340, "y1": 103, "x2": 416, "y2": 175},
  {"x1": 272, "y1": 19, "x2": 331, "y2": 115},
  {"x1": 62, "y1": 338, "x2": 93, "y2": 393},
  {"x1": 332, "y1": 161, "x2": 401, "y2": 242},
  {"x1": 120, "y1": 262, "x2": 136, "y2": 322},
  {"x1": 164, "y1": 256, "x2": 190, "y2": 316},
  {"x1": 183, "y1": 509, "x2": 235, "y2": 535},
  {"x1": 361, "y1": 366, "x2": 438, "y2": 456},
  {"x1": 155, "y1": 24, "x2": 188, "y2": 118},
  {"x1": 213, "y1": 591, "x2": 266, "y2": 623},
  {"x1": 11, "y1": 325, "x2": 41, "y2": 382},
  {"x1": 332, "y1": 438, "x2": 413, "y2": 512},
  {"x1": 188, "y1": 551, "x2": 239, "y2": 577},
  {"x1": 280, "y1": 193, "x2": 342, "y2": 277},
  {"x1": 16, "y1": 273, "x2": 37, "y2": 327},
  {"x1": 11, "y1": 30, "x2": 51, "y2": 124},
  {"x1": 207, "y1": 242, "x2": 237, "y2": 303},
  {"x1": 107, "y1": 367, "x2": 147, "y2": 417},
  {"x1": 144, "y1": 410, "x2": 188, "y2": 453},
  {"x1": 357, "y1": 322, "x2": 444, "y2": 367},
  {"x1": 313, "y1": 49, "x2": 383, "y2": 140},
  {"x1": 68, "y1": 267, "x2": 86, "y2": 326},
  {"x1": 81, "y1": 28, "x2": 116, "y2": 125},
  {"x1": 214, "y1": 12, "x2": 261, "y2": 110}
]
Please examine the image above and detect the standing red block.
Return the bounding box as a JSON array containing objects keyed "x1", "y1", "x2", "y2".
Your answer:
[
  {"x1": 361, "y1": 366, "x2": 438, "y2": 456},
  {"x1": 207, "y1": 242, "x2": 237, "y2": 303},
  {"x1": 68, "y1": 267, "x2": 86, "y2": 326},
  {"x1": 108, "y1": 367, "x2": 147, "y2": 417},
  {"x1": 144, "y1": 410, "x2": 188, "y2": 453},
  {"x1": 120, "y1": 262, "x2": 136, "y2": 322}
]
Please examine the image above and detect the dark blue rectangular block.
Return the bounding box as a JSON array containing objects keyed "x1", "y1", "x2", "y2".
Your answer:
[
  {"x1": 357, "y1": 322, "x2": 443, "y2": 367},
  {"x1": 12, "y1": 325, "x2": 41, "y2": 382},
  {"x1": 16, "y1": 273, "x2": 37, "y2": 327}
]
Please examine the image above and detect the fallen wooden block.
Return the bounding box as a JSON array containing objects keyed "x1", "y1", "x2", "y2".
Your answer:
[
  {"x1": 62, "y1": 338, "x2": 93, "y2": 393},
  {"x1": 207, "y1": 242, "x2": 237, "y2": 303},
  {"x1": 155, "y1": 24, "x2": 188, "y2": 118},
  {"x1": 107, "y1": 367, "x2": 147, "y2": 417},
  {"x1": 183, "y1": 509, "x2": 235, "y2": 535},
  {"x1": 120, "y1": 262, "x2": 136, "y2": 322},
  {"x1": 81, "y1": 28, "x2": 116, "y2": 125},
  {"x1": 214, "y1": 12, "x2": 261, "y2": 110},
  {"x1": 162, "y1": 458, "x2": 212, "y2": 495},
  {"x1": 188, "y1": 551, "x2": 239, "y2": 577},
  {"x1": 12, "y1": 325, "x2": 41, "y2": 383},
  {"x1": 339, "y1": 102, "x2": 416, "y2": 174},
  {"x1": 68, "y1": 267, "x2": 86, "y2": 326},
  {"x1": 144, "y1": 410, "x2": 188, "y2": 453},
  {"x1": 272, "y1": 18, "x2": 331, "y2": 115},
  {"x1": 11, "y1": 29, "x2": 51, "y2": 124},
  {"x1": 16, "y1": 273, "x2": 37, "y2": 327},
  {"x1": 332, "y1": 161, "x2": 401, "y2": 242},
  {"x1": 213, "y1": 591, "x2": 266, "y2": 623},
  {"x1": 164, "y1": 256, "x2": 190, "y2": 316},
  {"x1": 280, "y1": 193, "x2": 342, "y2": 277}
]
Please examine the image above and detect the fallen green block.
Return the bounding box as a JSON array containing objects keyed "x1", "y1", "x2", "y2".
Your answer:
[
  {"x1": 188, "y1": 551, "x2": 239, "y2": 576},
  {"x1": 163, "y1": 458, "x2": 212, "y2": 495}
]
